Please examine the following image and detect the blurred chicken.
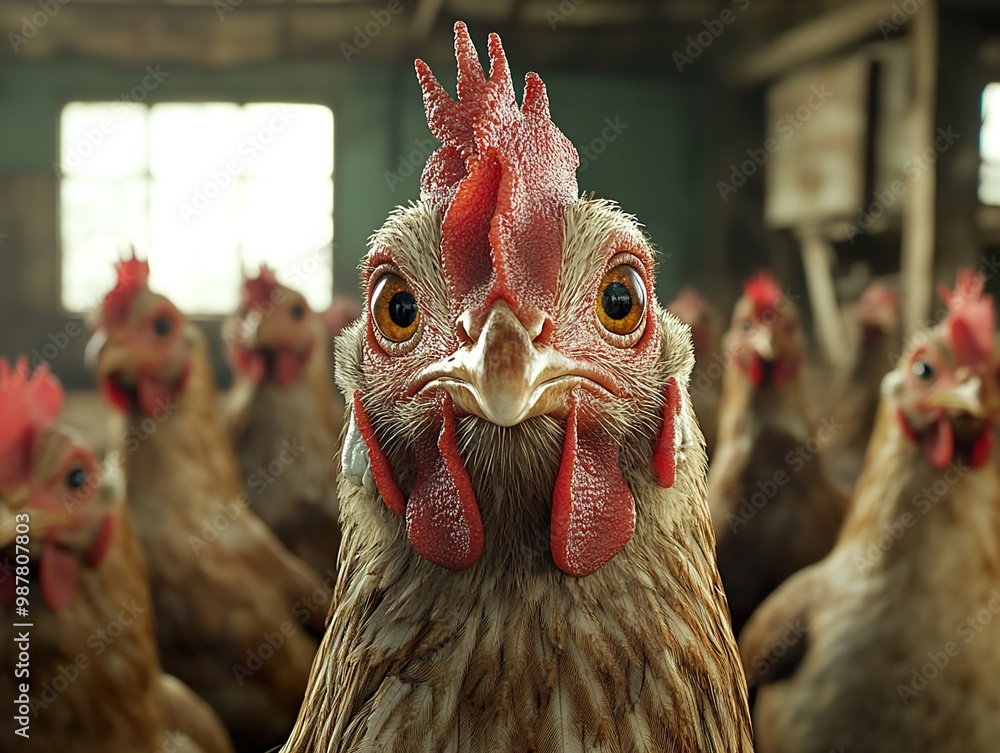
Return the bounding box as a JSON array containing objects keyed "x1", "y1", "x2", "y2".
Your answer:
[
  {"x1": 709, "y1": 273, "x2": 848, "y2": 636},
  {"x1": 284, "y1": 24, "x2": 752, "y2": 752},
  {"x1": 668, "y1": 287, "x2": 723, "y2": 456},
  {"x1": 86, "y1": 257, "x2": 326, "y2": 752},
  {"x1": 822, "y1": 281, "x2": 901, "y2": 491},
  {"x1": 0, "y1": 359, "x2": 233, "y2": 753},
  {"x1": 223, "y1": 267, "x2": 342, "y2": 576},
  {"x1": 741, "y1": 271, "x2": 1000, "y2": 752}
]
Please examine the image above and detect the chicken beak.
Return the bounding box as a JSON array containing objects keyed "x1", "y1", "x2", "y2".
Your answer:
[
  {"x1": 924, "y1": 376, "x2": 989, "y2": 419},
  {"x1": 89, "y1": 330, "x2": 168, "y2": 378},
  {"x1": 749, "y1": 327, "x2": 775, "y2": 362},
  {"x1": 0, "y1": 494, "x2": 23, "y2": 549},
  {"x1": 417, "y1": 301, "x2": 597, "y2": 427}
]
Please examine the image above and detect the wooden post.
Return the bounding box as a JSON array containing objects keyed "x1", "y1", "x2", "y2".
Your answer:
[
  {"x1": 798, "y1": 226, "x2": 849, "y2": 367},
  {"x1": 900, "y1": 0, "x2": 938, "y2": 337}
]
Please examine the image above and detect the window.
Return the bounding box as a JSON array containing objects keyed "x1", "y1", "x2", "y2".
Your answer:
[
  {"x1": 59, "y1": 101, "x2": 334, "y2": 315},
  {"x1": 980, "y1": 84, "x2": 1000, "y2": 205}
]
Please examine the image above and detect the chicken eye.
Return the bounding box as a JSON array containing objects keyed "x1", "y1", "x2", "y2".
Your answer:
[
  {"x1": 65, "y1": 468, "x2": 88, "y2": 490},
  {"x1": 597, "y1": 265, "x2": 645, "y2": 340},
  {"x1": 371, "y1": 274, "x2": 419, "y2": 344},
  {"x1": 290, "y1": 303, "x2": 306, "y2": 321},
  {"x1": 913, "y1": 361, "x2": 935, "y2": 381},
  {"x1": 152, "y1": 315, "x2": 172, "y2": 337}
]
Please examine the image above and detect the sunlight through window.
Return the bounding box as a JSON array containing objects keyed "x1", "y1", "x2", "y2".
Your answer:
[
  {"x1": 980, "y1": 84, "x2": 1000, "y2": 205},
  {"x1": 59, "y1": 101, "x2": 334, "y2": 315}
]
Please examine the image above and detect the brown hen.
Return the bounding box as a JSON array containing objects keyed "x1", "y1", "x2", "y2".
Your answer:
[
  {"x1": 283, "y1": 23, "x2": 751, "y2": 753},
  {"x1": 0, "y1": 359, "x2": 233, "y2": 753}
]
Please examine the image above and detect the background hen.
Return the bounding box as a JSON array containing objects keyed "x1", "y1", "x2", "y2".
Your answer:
[
  {"x1": 708, "y1": 273, "x2": 848, "y2": 636},
  {"x1": 0, "y1": 359, "x2": 233, "y2": 753},
  {"x1": 87, "y1": 259, "x2": 328, "y2": 752},
  {"x1": 284, "y1": 23, "x2": 752, "y2": 753},
  {"x1": 668, "y1": 287, "x2": 723, "y2": 457},
  {"x1": 740, "y1": 270, "x2": 1000, "y2": 752},
  {"x1": 822, "y1": 280, "x2": 902, "y2": 492},
  {"x1": 223, "y1": 267, "x2": 342, "y2": 577}
]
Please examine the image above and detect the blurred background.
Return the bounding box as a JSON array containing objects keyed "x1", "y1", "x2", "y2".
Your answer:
[{"x1": 0, "y1": 0, "x2": 998, "y2": 391}]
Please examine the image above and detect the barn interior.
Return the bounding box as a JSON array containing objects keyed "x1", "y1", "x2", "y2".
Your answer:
[{"x1": 3, "y1": 0, "x2": 1000, "y2": 749}]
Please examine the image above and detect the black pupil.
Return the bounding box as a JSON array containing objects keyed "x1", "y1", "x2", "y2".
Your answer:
[
  {"x1": 914, "y1": 361, "x2": 934, "y2": 380},
  {"x1": 388, "y1": 291, "x2": 418, "y2": 328},
  {"x1": 602, "y1": 282, "x2": 633, "y2": 321},
  {"x1": 291, "y1": 304, "x2": 305, "y2": 320},
  {"x1": 153, "y1": 316, "x2": 171, "y2": 336},
  {"x1": 66, "y1": 468, "x2": 87, "y2": 490}
]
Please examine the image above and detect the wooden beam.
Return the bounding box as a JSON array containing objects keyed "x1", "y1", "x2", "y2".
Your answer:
[
  {"x1": 726, "y1": 0, "x2": 900, "y2": 85},
  {"x1": 797, "y1": 227, "x2": 849, "y2": 366},
  {"x1": 900, "y1": 0, "x2": 938, "y2": 338}
]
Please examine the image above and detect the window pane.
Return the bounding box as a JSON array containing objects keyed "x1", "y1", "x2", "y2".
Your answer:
[
  {"x1": 241, "y1": 177, "x2": 333, "y2": 310},
  {"x1": 59, "y1": 102, "x2": 147, "y2": 179},
  {"x1": 61, "y1": 178, "x2": 148, "y2": 312},
  {"x1": 149, "y1": 103, "x2": 243, "y2": 178},
  {"x1": 61, "y1": 101, "x2": 334, "y2": 314},
  {"x1": 241, "y1": 103, "x2": 334, "y2": 179},
  {"x1": 980, "y1": 84, "x2": 1000, "y2": 205},
  {"x1": 150, "y1": 179, "x2": 241, "y2": 313}
]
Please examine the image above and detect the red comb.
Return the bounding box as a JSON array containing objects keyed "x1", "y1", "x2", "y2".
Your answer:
[
  {"x1": 938, "y1": 269, "x2": 995, "y2": 367},
  {"x1": 100, "y1": 249, "x2": 150, "y2": 329},
  {"x1": 244, "y1": 265, "x2": 281, "y2": 307},
  {"x1": 0, "y1": 358, "x2": 64, "y2": 487},
  {"x1": 744, "y1": 272, "x2": 784, "y2": 318},
  {"x1": 415, "y1": 22, "x2": 579, "y2": 313}
]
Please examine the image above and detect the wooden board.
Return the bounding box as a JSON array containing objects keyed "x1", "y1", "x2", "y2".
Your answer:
[{"x1": 764, "y1": 54, "x2": 872, "y2": 228}]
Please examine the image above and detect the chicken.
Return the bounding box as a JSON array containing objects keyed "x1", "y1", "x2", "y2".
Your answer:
[
  {"x1": 708, "y1": 273, "x2": 848, "y2": 636},
  {"x1": 223, "y1": 267, "x2": 342, "y2": 576},
  {"x1": 86, "y1": 258, "x2": 328, "y2": 753},
  {"x1": 283, "y1": 23, "x2": 752, "y2": 752},
  {"x1": 822, "y1": 281, "x2": 901, "y2": 491},
  {"x1": 668, "y1": 288, "x2": 723, "y2": 457},
  {"x1": 740, "y1": 270, "x2": 1000, "y2": 752},
  {"x1": 0, "y1": 359, "x2": 233, "y2": 753}
]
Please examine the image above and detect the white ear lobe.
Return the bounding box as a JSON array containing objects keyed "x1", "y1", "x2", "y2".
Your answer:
[
  {"x1": 342, "y1": 409, "x2": 375, "y2": 492},
  {"x1": 881, "y1": 369, "x2": 905, "y2": 401}
]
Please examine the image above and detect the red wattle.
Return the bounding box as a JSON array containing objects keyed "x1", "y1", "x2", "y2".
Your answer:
[
  {"x1": 40, "y1": 536, "x2": 79, "y2": 612},
  {"x1": 652, "y1": 378, "x2": 681, "y2": 488},
  {"x1": 746, "y1": 355, "x2": 763, "y2": 387},
  {"x1": 406, "y1": 394, "x2": 483, "y2": 570},
  {"x1": 970, "y1": 430, "x2": 994, "y2": 469},
  {"x1": 351, "y1": 392, "x2": 405, "y2": 515},
  {"x1": 923, "y1": 417, "x2": 955, "y2": 470},
  {"x1": 551, "y1": 391, "x2": 635, "y2": 578},
  {"x1": 136, "y1": 375, "x2": 173, "y2": 419},
  {"x1": 99, "y1": 376, "x2": 133, "y2": 414},
  {"x1": 84, "y1": 513, "x2": 117, "y2": 568}
]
